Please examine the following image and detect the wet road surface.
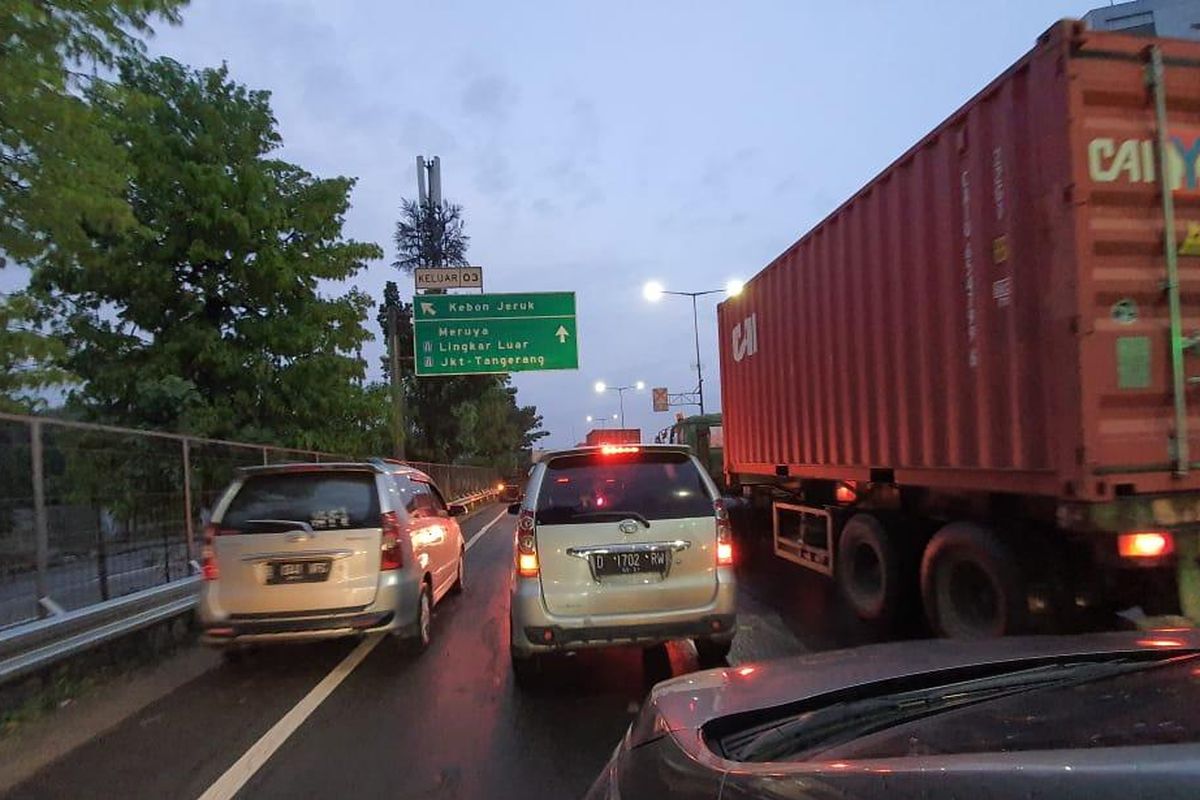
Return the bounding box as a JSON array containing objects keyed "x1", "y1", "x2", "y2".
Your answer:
[{"x1": 8, "y1": 505, "x2": 886, "y2": 800}]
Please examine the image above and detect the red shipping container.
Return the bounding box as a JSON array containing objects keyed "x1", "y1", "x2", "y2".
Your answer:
[
  {"x1": 718, "y1": 22, "x2": 1200, "y2": 504},
  {"x1": 584, "y1": 429, "x2": 642, "y2": 446}
]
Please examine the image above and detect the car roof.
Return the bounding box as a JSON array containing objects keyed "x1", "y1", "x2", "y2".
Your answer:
[
  {"x1": 539, "y1": 444, "x2": 692, "y2": 461},
  {"x1": 235, "y1": 459, "x2": 433, "y2": 483}
]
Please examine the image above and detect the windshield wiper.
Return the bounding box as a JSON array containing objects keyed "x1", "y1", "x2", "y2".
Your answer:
[{"x1": 727, "y1": 657, "x2": 1191, "y2": 763}]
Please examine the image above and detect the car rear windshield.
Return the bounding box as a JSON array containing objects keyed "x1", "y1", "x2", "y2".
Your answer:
[
  {"x1": 221, "y1": 471, "x2": 380, "y2": 532},
  {"x1": 536, "y1": 451, "x2": 713, "y2": 524}
]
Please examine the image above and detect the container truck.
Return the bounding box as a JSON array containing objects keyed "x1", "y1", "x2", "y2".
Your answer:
[{"x1": 717, "y1": 21, "x2": 1200, "y2": 638}]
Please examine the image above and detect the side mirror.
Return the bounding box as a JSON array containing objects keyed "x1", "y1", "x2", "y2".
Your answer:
[
  {"x1": 507, "y1": 503, "x2": 522, "y2": 515},
  {"x1": 448, "y1": 503, "x2": 468, "y2": 517}
]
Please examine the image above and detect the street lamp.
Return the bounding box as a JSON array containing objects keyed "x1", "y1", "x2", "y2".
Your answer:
[
  {"x1": 642, "y1": 279, "x2": 744, "y2": 415},
  {"x1": 585, "y1": 413, "x2": 619, "y2": 429},
  {"x1": 594, "y1": 381, "x2": 645, "y2": 428}
]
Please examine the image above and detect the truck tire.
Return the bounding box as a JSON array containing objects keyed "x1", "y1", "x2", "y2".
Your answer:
[
  {"x1": 921, "y1": 522, "x2": 1025, "y2": 638},
  {"x1": 836, "y1": 513, "x2": 902, "y2": 623}
]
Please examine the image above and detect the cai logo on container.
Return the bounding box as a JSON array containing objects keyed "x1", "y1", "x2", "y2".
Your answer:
[{"x1": 1088, "y1": 130, "x2": 1200, "y2": 193}]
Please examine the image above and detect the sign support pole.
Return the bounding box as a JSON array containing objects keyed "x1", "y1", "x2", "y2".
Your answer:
[{"x1": 388, "y1": 306, "x2": 407, "y2": 461}]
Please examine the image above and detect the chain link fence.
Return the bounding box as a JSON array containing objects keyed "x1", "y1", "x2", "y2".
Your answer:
[{"x1": 0, "y1": 413, "x2": 498, "y2": 630}]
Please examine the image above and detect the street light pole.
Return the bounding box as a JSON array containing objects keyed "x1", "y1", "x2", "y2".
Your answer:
[
  {"x1": 642, "y1": 280, "x2": 743, "y2": 417},
  {"x1": 594, "y1": 381, "x2": 645, "y2": 428},
  {"x1": 690, "y1": 293, "x2": 704, "y2": 415}
]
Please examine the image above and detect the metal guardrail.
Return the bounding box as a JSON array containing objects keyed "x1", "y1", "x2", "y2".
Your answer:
[
  {"x1": 0, "y1": 576, "x2": 200, "y2": 684},
  {"x1": 0, "y1": 488, "x2": 502, "y2": 686},
  {"x1": 0, "y1": 412, "x2": 500, "y2": 630}
]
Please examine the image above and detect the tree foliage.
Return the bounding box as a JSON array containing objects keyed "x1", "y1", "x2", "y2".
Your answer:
[
  {"x1": 0, "y1": 292, "x2": 72, "y2": 412},
  {"x1": 0, "y1": 0, "x2": 187, "y2": 265},
  {"x1": 391, "y1": 199, "x2": 469, "y2": 273},
  {"x1": 31, "y1": 57, "x2": 382, "y2": 448}
]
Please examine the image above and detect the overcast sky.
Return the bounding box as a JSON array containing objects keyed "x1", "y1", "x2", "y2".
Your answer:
[{"x1": 11, "y1": 0, "x2": 1099, "y2": 449}]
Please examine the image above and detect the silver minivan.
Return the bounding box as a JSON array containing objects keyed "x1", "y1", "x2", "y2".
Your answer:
[
  {"x1": 199, "y1": 460, "x2": 466, "y2": 654},
  {"x1": 509, "y1": 445, "x2": 737, "y2": 684}
]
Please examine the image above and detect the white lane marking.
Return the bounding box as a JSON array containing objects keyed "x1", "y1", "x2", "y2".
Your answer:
[
  {"x1": 196, "y1": 633, "x2": 383, "y2": 800},
  {"x1": 465, "y1": 507, "x2": 508, "y2": 552}
]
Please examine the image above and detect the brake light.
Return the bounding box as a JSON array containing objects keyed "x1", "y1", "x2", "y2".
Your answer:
[
  {"x1": 380, "y1": 511, "x2": 404, "y2": 570},
  {"x1": 516, "y1": 509, "x2": 539, "y2": 577},
  {"x1": 202, "y1": 523, "x2": 220, "y2": 581},
  {"x1": 600, "y1": 445, "x2": 640, "y2": 455},
  {"x1": 715, "y1": 500, "x2": 734, "y2": 566},
  {"x1": 835, "y1": 481, "x2": 857, "y2": 504},
  {"x1": 1118, "y1": 531, "x2": 1174, "y2": 559}
]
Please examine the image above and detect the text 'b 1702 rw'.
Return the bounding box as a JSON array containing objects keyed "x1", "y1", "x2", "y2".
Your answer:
[{"x1": 413, "y1": 291, "x2": 579, "y2": 376}]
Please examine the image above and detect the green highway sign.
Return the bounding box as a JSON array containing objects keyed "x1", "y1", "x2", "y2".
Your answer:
[{"x1": 413, "y1": 292, "x2": 579, "y2": 376}]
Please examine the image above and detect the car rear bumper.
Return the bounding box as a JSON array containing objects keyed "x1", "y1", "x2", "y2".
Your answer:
[
  {"x1": 200, "y1": 569, "x2": 421, "y2": 647},
  {"x1": 510, "y1": 568, "x2": 737, "y2": 656}
]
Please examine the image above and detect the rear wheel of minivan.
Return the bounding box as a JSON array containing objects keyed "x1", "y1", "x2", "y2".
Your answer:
[
  {"x1": 451, "y1": 548, "x2": 466, "y2": 595},
  {"x1": 406, "y1": 584, "x2": 434, "y2": 654},
  {"x1": 693, "y1": 637, "x2": 732, "y2": 667},
  {"x1": 511, "y1": 651, "x2": 543, "y2": 688}
]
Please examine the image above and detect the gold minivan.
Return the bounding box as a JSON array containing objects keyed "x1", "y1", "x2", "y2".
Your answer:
[
  {"x1": 200, "y1": 460, "x2": 467, "y2": 655},
  {"x1": 508, "y1": 445, "x2": 737, "y2": 684}
]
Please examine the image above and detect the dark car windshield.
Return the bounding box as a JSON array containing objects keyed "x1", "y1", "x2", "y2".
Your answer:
[
  {"x1": 221, "y1": 471, "x2": 381, "y2": 532},
  {"x1": 805, "y1": 653, "x2": 1200, "y2": 761},
  {"x1": 536, "y1": 451, "x2": 713, "y2": 524}
]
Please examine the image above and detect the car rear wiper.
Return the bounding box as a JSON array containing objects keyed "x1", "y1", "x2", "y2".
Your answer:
[
  {"x1": 727, "y1": 656, "x2": 1193, "y2": 763},
  {"x1": 567, "y1": 511, "x2": 651, "y2": 527}
]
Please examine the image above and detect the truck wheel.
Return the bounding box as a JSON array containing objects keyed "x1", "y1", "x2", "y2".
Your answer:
[
  {"x1": 921, "y1": 522, "x2": 1024, "y2": 638},
  {"x1": 836, "y1": 514, "x2": 902, "y2": 623}
]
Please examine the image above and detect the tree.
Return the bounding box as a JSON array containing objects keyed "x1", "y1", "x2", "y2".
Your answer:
[
  {"x1": 391, "y1": 199, "x2": 469, "y2": 273},
  {"x1": 31, "y1": 57, "x2": 383, "y2": 449},
  {"x1": 0, "y1": 292, "x2": 72, "y2": 412},
  {"x1": 0, "y1": 0, "x2": 186, "y2": 266}
]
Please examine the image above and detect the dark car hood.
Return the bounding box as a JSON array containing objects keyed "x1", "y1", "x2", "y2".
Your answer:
[{"x1": 647, "y1": 630, "x2": 1200, "y2": 736}]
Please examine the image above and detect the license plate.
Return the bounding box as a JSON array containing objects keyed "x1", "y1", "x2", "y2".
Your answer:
[
  {"x1": 591, "y1": 550, "x2": 669, "y2": 577},
  {"x1": 267, "y1": 559, "x2": 332, "y2": 584}
]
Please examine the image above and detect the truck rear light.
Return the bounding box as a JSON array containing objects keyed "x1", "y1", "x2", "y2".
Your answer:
[
  {"x1": 380, "y1": 511, "x2": 404, "y2": 570},
  {"x1": 516, "y1": 509, "x2": 539, "y2": 577},
  {"x1": 715, "y1": 500, "x2": 734, "y2": 566},
  {"x1": 1118, "y1": 531, "x2": 1174, "y2": 559},
  {"x1": 835, "y1": 481, "x2": 858, "y2": 504},
  {"x1": 201, "y1": 522, "x2": 233, "y2": 581}
]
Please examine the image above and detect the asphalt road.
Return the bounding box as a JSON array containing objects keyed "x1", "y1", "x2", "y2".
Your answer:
[{"x1": 7, "y1": 505, "x2": 820, "y2": 800}]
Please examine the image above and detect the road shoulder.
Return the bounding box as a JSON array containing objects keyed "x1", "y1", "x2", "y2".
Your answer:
[{"x1": 0, "y1": 644, "x2": 220, "y2": 794}]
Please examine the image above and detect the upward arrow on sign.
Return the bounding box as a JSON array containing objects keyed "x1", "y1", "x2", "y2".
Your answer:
[
  {"x1": 420, "y1": 302, "x2": 436, "y2": 316},
  {"x1": 555, "y1": 325, "x2": 570, "y2": 343}
]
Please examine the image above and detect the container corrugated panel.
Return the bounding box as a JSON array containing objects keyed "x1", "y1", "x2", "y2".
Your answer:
[
  {"x1": 718, "y1": 21, "x2": 1200, "y2": 503},
  {"x1": 584, "y1": 429, "x2": 641, "y2": 446}
]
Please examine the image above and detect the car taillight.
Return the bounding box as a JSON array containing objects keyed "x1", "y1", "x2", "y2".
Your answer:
[
  {"x1": 600, "y1": 445, "x2": 640, "y2": 455},
  {"x1": 516, "y1": 509, "x2": 539, "y2": 577},
  {"x1": 715, "y1": 500, "x2": 734, "y2": 566},
  {"x1": 380, "y1": 511, "x2": 404, "y2": 570},
  {"x1": 202, "y1": 523, "x2": 220, "y2": 581},
  {"x1": 1118, "y1": 530, "x2": 1174, "y2": 559}
]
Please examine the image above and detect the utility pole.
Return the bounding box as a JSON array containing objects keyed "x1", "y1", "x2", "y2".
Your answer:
[{"x1": 388, "y1": 306, "x2": 406, "y2": 461}]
